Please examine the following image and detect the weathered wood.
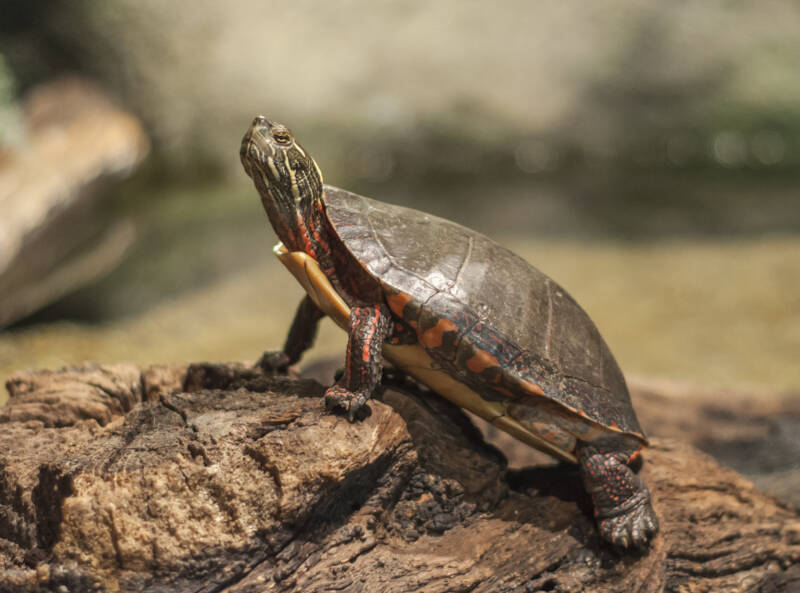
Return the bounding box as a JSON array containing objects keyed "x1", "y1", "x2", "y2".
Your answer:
[
  {"x1": 1, "y1": 362, "x2": 798, "y2": 592},
  {"x1": 0, "y1": 77, "x2": 149, "y2": 326}
]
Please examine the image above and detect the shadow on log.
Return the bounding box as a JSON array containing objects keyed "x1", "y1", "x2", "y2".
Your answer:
[{"x1": 1, "y1": 362, "x2": 798, "y2": 592}]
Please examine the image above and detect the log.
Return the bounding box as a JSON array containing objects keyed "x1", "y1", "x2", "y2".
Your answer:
[
  {"x1": 1, "y1": 362, "x2": 798, "y2": 592},
  {"x1": 0, "y1": 77, "x2": 149, "y2": 327}
]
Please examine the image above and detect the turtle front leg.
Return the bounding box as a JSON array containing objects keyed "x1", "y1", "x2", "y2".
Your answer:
[
  {"x1": 257, "y1": 295, "x2": 324, "y2": 372},
  {"x1": 576, "y1": 437, "x2": 659, "y2": 549},
  {"x1": 325, "y1": 303, "x2": 391, "y2": 421}
]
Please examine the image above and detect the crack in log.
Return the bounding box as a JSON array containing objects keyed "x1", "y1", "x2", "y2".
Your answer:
[
  {"x1": 159, "y1": 394, "x2": 197, "y2": 432},
  {"x1": 85, "y1": 379, "x2": 137, "y2": 417},
  {"x1": 229, "y1": 444, "x2": 418, "y2": 590},
  {"x1": 669, "y1": 481, "x2": 760, "y2": 507},
  {"x1": 243, "y1": 445, "x2": 284, "y2": 521},
  {"x1": 669, "y1": 547, "x2": 800, "y2": 578},
  {"x1": 31, "y1": 465, "x2": 74, "y2": 551},
  {"x1": 198, "y1": 441, "x2": 417, "y2": 592},
  {"x1": 344, "y1": 538, "x2": 378, "y2": 564},
  {"x1": 100, "y1": 429, "x2": 140, "y2": 475},
  {"x1": 105, "y1": 507, "x2": 125, "y2": 569}
]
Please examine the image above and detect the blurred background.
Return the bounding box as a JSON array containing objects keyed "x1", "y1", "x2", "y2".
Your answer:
[{"x1": 1, "y1": 1, "x2": 799, "y2": 405}]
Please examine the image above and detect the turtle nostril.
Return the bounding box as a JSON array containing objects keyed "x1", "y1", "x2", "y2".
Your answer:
[{"x1": 253, "y1": 115, "x2": 268, "y2": 127}]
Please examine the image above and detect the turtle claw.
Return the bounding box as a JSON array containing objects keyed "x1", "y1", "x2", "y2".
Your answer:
[
  {"x1": 324, "y1": 385, "x2": 370, "y2": 422},
  {"x1": 256, "y1": 350, "x2": 291, "y2": 374},
  {"x1": 597, "y1": 491, "x2": 659, "y2": 549}
]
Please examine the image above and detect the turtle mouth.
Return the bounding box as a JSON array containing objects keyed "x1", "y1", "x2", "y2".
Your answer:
[
  {"x1": 241, "y1": 116, "x2": 275, "y2": 158},
  {"x1": 247, "y1": 115, "x2": 275, "y2": 141},
  {"x1": 240, "y1": 132, "x2": 271, "y2": 177}
]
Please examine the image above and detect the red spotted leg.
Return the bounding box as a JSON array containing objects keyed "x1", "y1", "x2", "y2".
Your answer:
[
  {"x1": 325, "y1": 303, "x2": 392, "y2": 421},
  {"x1": 576, "y1": 437, "x2": 659, "y2": 549},
  {"x1": 257, "y1": 295, "x2": 324, "y2": 371}
]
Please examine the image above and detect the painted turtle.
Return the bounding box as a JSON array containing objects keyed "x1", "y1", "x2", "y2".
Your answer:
[{"x1": 240, "y1": 116, "x2": 658, "y2": 548}]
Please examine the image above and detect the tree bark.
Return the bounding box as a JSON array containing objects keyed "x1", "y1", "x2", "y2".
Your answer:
[{"x1": 1, "y1": 362, "x2": 798, "y2": 592}]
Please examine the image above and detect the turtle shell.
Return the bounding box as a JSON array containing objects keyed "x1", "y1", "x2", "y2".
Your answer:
[{"x1": 323, "y1": 185, "x2": 645, "y2": 441}]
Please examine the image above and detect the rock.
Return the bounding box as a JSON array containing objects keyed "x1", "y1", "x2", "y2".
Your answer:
[
  {"x1": 0, "y1": 77, "x2": 149, "y2": 327},
  {"x1": 0, "y1": 362, "x2": 798, "y2": 592}
]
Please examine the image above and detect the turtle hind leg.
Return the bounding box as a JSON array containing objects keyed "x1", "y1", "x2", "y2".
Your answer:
[{"x1": 576, "y1": 436, "x2": 659, "y2": 549}]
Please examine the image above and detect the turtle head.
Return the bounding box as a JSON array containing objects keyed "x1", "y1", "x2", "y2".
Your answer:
[{"x1": 241, "y1": 116, "x2": 325, "y2": 247}]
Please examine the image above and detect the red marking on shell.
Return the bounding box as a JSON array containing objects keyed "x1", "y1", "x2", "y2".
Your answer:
[
  {"x1": 421, "y1": 318, "x2": 457, "y2": 349},
  {"x1": 518, "y1": 379, "x2": 545, "y2": 397},
  {"x1": 386, "y1": 291, "x2": 413, "y2": 318},
  {"x1": 494, "y1": 386, "x2": 514, "y2": 398},
  {"x1": 466, "y1": 350, "x2": 500, "y2": 374},
  {"x1": 627, "y1": 447, "x2": 643, "y2": 465}
]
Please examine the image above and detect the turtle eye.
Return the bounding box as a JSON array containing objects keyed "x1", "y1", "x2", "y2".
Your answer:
[{"x1": 273, "y1": 130, "x2": 291, "y2": 144}]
